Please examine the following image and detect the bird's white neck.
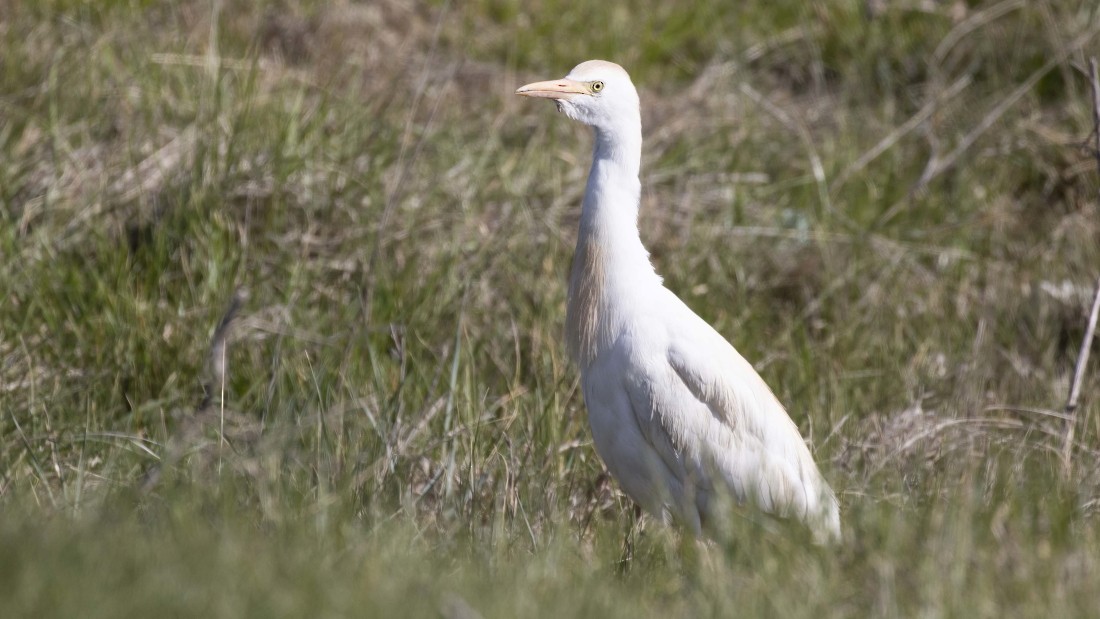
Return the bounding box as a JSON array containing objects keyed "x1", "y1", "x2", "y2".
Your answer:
[
  {"x1": 592, "y1": 120, "x2": 642, "y2": 177},
  {"x1": 566, "y1": 116, "x2": 661, "y2": 366},
  {"x1": 580, "y1": 123, "x2": 644, "y2": 238}
]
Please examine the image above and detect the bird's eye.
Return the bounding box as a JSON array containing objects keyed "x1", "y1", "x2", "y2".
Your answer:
[{"x1": 591, "y1": 81, "x2": 604, "y2": 93}]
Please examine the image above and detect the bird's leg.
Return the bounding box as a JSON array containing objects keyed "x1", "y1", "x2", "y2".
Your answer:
[
  {"x1": 617, "y1": 503, "x2": 643, "y2": 574},
  {"x1": 677, "y1": 526, "x2": 699, "y2": 574}
]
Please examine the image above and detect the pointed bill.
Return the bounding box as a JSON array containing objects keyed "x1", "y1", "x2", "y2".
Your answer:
[{"x1": 515, "y1": 78, "x2": 588, "y2": 100}]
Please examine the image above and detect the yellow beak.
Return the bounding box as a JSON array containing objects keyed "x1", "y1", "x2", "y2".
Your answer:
[{"x1": 515, "y1": 78, "x2": 588, "y2": 100}]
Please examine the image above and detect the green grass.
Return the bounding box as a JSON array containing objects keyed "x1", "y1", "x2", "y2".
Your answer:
[{"x1": 2, "y1": 0, "x2": 1100, "y2": 616}]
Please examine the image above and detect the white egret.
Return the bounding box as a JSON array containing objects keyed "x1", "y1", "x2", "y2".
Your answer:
[{"x1": 516, "y1": 60, "x2": 841, "y2": 542}]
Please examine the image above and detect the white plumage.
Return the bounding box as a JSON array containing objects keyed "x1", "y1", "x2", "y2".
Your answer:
[{"x1": 517, "y1": 60, "x2": 840, "y2": 542}]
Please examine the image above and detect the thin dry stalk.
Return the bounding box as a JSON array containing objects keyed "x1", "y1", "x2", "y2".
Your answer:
[
  {"x1": 881, "y1": 28, "x2": 1099, "y2": 224},
  {"x1": 201, "y1": 288, "x2": 248, "y2": 414},
  {"x1": 109, "y1": 127, "x2": 197, "y2": 202},
  {"x1": 1062, "y1": 276, "x2": 1100, "y2": 471},
  {"x1": 1061, "y1": 58, "x2": 1100, "y2": 473},
  {"x1": 931, "y1": 0, "x2": 1026, "y2": 67},
  {"x1": 738, "y1": 83, "x2": 839, "y2": 223},
  {"x1": 1090, "y1": 58, "x2": 1100, "y2": 187},
  {"x1": 831, "y1": 75, "x2": 972, "y2": 192},
  {"x1": 920, "y1": 30, "x2": 1096, "y2": 191}
]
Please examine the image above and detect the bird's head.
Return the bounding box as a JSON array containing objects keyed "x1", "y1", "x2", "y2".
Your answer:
[{"x1": 516, "y1": 60, "x2": 639, "y2": 130}]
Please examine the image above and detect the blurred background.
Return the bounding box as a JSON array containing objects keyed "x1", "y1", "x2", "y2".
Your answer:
[{"x1": 2, "y1": 0, "x2": 1099, "y2": 616}]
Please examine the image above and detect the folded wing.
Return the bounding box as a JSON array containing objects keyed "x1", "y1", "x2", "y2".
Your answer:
[{"x1": 620, "y1": 305, "x2": 840, "y2": 540}]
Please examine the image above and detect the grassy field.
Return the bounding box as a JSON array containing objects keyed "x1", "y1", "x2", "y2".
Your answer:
[{"x1": 3, "y1": 0, "x2": 1100, "y2": 616}]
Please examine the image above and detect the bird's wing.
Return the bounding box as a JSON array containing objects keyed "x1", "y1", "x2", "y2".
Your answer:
[
  {"x1": 581, "y1": 357, "x2": 705, "y2": 531},
  {"x1": 623, "y1": 301, "x2": 831, "y2": 525}
]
